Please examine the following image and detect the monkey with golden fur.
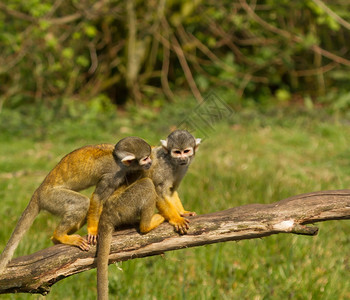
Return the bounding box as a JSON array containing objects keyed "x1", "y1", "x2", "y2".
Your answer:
[
  {"x1": 147, "y1": 130, "x2": 201, "y2": 234},
  {"x1": 0, "y1": 137, "x2": 152, "y2": 272}
]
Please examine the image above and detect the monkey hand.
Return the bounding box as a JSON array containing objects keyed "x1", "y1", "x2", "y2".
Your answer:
[
  {"x1": 169, "y1": 217, "x2": 190, "y2": 234},
  {"x1": 180, "y1": 211, "x2": 196, "y2": 217},
  {"x1": 87, "y1": 231, "x2": 98, "y2": 245}
]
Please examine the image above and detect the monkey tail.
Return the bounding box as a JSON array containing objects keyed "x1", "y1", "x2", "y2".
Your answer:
[
  {"x1": 97, "y1": 224, "x2": 113, "y2": 300},
  {"x1": 0, "y1": 192, "x2": 40, "y2": 272}
]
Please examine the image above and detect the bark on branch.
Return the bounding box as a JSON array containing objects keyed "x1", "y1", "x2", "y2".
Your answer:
[{"x1": 0, "y1": 189, "x2": 350, "y2": 295}]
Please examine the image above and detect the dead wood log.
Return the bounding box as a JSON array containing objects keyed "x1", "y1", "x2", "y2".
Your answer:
[{"x1": 0, "y1": 189, "x2": 349, "y2": 295}]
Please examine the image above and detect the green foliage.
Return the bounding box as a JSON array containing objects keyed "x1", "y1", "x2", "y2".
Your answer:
[
  {"x1": 0, "y1": 107, "x2": 349, "y2": 299},
  {"x1": 1, "y1": 0, "x2": 350, "y2": 109}
]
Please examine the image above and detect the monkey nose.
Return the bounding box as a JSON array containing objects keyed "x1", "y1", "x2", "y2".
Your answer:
[
  {"x1": 179, "y1": 159, "x2": 187, "y2": 165},
  {"x1": 143, "y1": 162, "x2": 152, "y2": 169}
]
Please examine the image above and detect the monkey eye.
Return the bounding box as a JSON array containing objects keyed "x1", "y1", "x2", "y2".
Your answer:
[
  {"x1": 184, "y1": 149, "x2": 190, "y2": 154},
  {"x1": 140, "y1": 156, "x2": 151, "y2": 164},
  {"x1": 173, "y1": 150, "x2": 181, "y2": 154}
]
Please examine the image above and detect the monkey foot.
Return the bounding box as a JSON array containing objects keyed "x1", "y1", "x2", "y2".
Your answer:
[
  {"x1": 170, "y1": 217, "x2": 190, "y2": 234},
  {"x1": 51, "y1": 234, "x2": 90, "y2": 251},
  {"x1": 77, "y1": 238, "x2": 90, "y2": 251}
]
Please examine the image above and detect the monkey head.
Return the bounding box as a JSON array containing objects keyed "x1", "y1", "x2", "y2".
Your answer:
[
  {"x1": 161, "y1": 130, "x2": 201, "y2": 166},
  {"x1": 114, "y1": 137, "x2": 152, "y2": 170}
]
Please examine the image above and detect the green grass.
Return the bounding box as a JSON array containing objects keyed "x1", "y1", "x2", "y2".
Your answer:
[{"x1": 0, "y1": 105, "x2": 349, "y2": 299}]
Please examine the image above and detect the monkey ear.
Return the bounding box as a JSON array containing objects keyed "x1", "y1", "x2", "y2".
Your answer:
[
  {"x1": 195, "y1": 138, "x2": 201, "y2": 151},
  {"x1": 160, "y1": 139, "x2": 169, "y2": 153},
  {"x1": 121, "y1": 154, "x2": 136, "y2": 166}
]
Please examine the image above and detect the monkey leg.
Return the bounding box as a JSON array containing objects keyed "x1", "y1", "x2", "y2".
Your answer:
[
  {"x1": 140, "y1": 213, "x2": 165, "y2": 233},
  {"x1": 43, "y1": 188, "x2": 90, "y2": 251},
  {"x1": 171, "y1": 191, "x2": 196, "y2": 217},
  {"x1": 156, "y1": 197, "x2": 189, "y2": 234}
]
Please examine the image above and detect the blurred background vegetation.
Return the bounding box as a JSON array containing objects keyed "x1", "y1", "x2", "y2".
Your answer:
[
  {"x1": 1, "y1": 0, "x2": 350, "y2": 114},
  {"x1": 1, "y1": 0, "x2": 350, "y2": 299}
]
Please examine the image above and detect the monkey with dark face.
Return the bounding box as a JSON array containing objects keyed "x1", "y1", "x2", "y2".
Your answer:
[{"x1": 0, "y1": 137, "x2": 152, "y2": 272}]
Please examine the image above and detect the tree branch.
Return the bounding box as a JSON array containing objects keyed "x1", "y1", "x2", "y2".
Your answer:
[{"x1": 0, "y1": 189, "x2": 349, "y2": 295}]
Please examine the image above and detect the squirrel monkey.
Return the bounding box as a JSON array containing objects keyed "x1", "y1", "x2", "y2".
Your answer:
[
  {"x1": 0, "y1": 137, "x2": 152, "y2": 272},
  {"x1": 147, "y1": 130, "x2": 201, "y2": 234},
  {"x1": 97, "y1": 178, "x2": 164, "y2": 300},
  {"x1": 96, "y1": 130, "x2": 200, "y2": 299}
]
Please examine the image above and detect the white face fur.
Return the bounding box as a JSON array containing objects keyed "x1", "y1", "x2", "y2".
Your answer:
[
  {"x1": 139, "y1": 155, "x2": 152, "y2": 169},
  {"x1": 170, "y1": 147, "x2": 195, "y2": 166},
  {"x1": 170, "y1": 147, "x2": 194, "y2": 159},
  {"x1": 121, "y1": 154, "x2": 152, "y2": 169},
  {"x1": 161, "y1": 135, "x2": 201, "y2": 166}
]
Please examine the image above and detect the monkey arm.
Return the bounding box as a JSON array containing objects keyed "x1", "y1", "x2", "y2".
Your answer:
[
  {"x1": 87, "y1": 192, "x2": 103, "y2": 244},
  {"x1": 87, "y1": 179, "x2": 119, "y2": 245},
  {"x1": 170, "y1": 191, "x2": 196, "y2": 217},
  {"x1": 156, "y1": 195, "x2": 189, "y2": 234}
]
